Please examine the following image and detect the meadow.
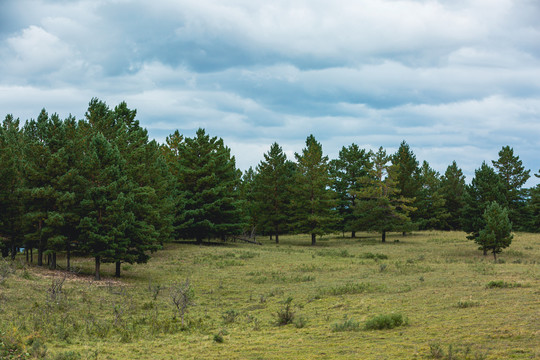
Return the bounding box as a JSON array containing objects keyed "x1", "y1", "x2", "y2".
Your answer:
[{"x1": 1, "y1": 231, "x2": 539, "y2": 359}]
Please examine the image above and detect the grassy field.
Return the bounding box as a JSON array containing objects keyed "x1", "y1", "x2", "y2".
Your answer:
[{"x1": 1, "y1": 231, "x2": 539, "y2": 359}]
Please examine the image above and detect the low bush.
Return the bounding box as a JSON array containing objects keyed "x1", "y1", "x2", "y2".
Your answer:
[
  {"x1": 364, "y1": 313, "x2": 408, "y2": 330},
  {"x1": 486, "y1": 280, "x2": 522, "y2": 288},
  {"x1": 331, "y1": 317, "x2": 360, "y2": 332}
]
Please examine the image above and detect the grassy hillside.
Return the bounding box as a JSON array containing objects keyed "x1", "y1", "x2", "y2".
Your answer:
[{"x1": 1, "y1": 231, "x2": 539, "y2": 359}]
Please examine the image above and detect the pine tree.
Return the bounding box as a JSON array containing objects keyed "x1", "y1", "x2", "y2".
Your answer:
[
  {"x1": 416, "y1": 161, "x2": 449, "y2": 230},
  {"x1": 21, "y1": 109, "x2": 55, "y2": 267},
  {"x1": 492, "y1": 146, "x2": 530, "y2": 230},
  {"x1": 0, "y1": 115, "x2": 24, "y2": 259},
  {"x1": 353, "y1": 147, "x2": 415, "y2": 242},
  {"x1": 391, "y1": 141, "x2": 421, "y2": 232},
  {"x1": 329, "y1": 144, "x2": 372, "y2": 237},
  {"x1": 462, "y1": 162, "x2": 507, "y2": 255},
  {"x1": 440, "y1": 161, "x2": 466, "y2": 230},
  {"x1": 252, "y1": 143, "x2": 294, "y2": 243},
  {"x1": 110, "y1": 102, "x2": 172, "y2": 276},
  {"x1": 175, "y1": 129, "x2": 244, "y2": 243},
  {"x1": 478, "y1": 202, "x2": 513, "y2": 260},
  {"x1": 291, "y1": 135, "x2": 336, "y2": 245},
  {"x1": 78, "y1": 133, "x2": 132, "y2": 280}
]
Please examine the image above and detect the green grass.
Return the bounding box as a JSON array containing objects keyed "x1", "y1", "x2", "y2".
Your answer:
[{"x1": 1, "y1": 231, "x2": 539, "y2": 359}]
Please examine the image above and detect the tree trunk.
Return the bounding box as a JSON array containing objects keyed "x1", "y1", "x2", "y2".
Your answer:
[
  {"x1": 483, "y1": 247, "x2": 487, "y2": 256},
  {"x1": 311, "y1": 233, "x2": 316, "y2": 246},
  {"x1": 270, "y1": 234, "x2": 273, "y2": 241},
  {"x1": 66, "y1": 243, "x2": 71, "y2": 271},
  {"x1": 382, "y1": 230, "x2": 386, "y2": 243},
  {"x1": 30, "y1": 248, "x2": 33, "y2": 263},
  {"x1": 25, "y1": 248, "x2": 29, "y2": 262},
  {"x1": 493, "y1": 251, "x2": 497, "y2": 261},
  {"x1": 351, "y1": 231, "x2": 356, "y2": 238},
  {"x1": 38, "y1": 219, "x2": 43, "y2": 266},
  {"x1": 115, "y1": 261, "x2": 121, "y2": 277},
  {"x1": 51, "y1": 252, "x2": 56, "y2": 270},
  {"x1": 10, "y1": 242, "x2": 16, "y2": 260},
  {"x1": 95, "y1": 256, "x2": 101, "y2": 280},
  {"x1": 1, "y1": 246, "x2": 8, "y2": 258},
  {"x1": 402, "y1": 231, "x2": 407, "y2": 237},
  {"x1": 196, "y1": 236, "x2": 202, "y2": 245},
  {"x1": 38, "y1": 247, "x2": 43, "y2": 266}
]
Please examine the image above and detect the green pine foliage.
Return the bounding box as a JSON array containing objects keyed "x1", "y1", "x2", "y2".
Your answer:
[
  {"x1": 391, "y1": 141, "x2": 421, "y2": 231},
  {"x1": 252, "y1": 143, "x2": 295, "y2": 243},
  {"x1": 462, "y1": 162, "x2": 507, "y2": 255},
  {"x1": 353, "y1": 147, "x2": 416, "y2": 242},
  {"x1": 78, "y1": 133, "x2": 132, "y2": 280},
  {"x1": 175, "y1": 129, "x2": 244, "y2": 243},
  {"x1": 415, "y1": 161, "x2": 449, "y2": 230},
  {"x1": 478, "y1": 202, "x2": 513, "y2": 260},
  {"x1": 329, "y1": 144, "x2": 372, "y2": 238},
  {"x1": 290, "y1": 135, "x2": 336, "y2": 245},
  {"x1": 492, "y1": 146, "x2": 531, "y2": 230},
  {"x1": 0, "y1": 115, "x2": 24, "y2": 259},
  {"x1": 440, "y1": 161, "x2": 466, "y2": 230}
]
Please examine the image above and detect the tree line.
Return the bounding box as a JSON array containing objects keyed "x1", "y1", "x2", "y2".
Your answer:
[{"x1": 1, "y1": 99, "x2": 537, "y2": 277}]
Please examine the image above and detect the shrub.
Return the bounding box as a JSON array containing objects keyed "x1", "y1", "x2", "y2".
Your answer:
[
  {"x1": 457, "y1": 299, "x2": 479, "y2": 308},
  {"x1": 486, "y1": 280, "x2": 522, "y2": 288},
  {"x1": 276, "y1": 297, "x2": 295, "y2": 326},
  {"x1": 222, "y1": 309, "x2": 239, "y2": 324},
  {"x1": 323, "y1": 282, "x2": 375, "y2": 296},
  {"x1": 364, "y1": 313, "x2": 408, "y2": 330},
  {"x1": 213, "y1": 333, "x2": 224, "y2": 343},
  {"x1": 359, "y1": 252, "x2": 388, "y2": 260},
  {"x1": 294, "y1": 315, "x2": 308, "y2": 328},
  {"x1": 331, "y1": 317, "x2": 360, "y2": 332}
]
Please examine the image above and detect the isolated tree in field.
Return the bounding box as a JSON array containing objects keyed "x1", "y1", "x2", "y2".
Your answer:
[
  {"x1": 253, "y1": 143, "x2": 294, "y2": 243},
  {"x1": 462, "y1": 162, "x2": 507, "y2": 255},
  {"x1": 175, "y1": 129, "x2": 244, "y2": 243},
  {"x1": 391, "y1": 141, "x2": 421, "y2": 232},
  {"x1": 291, "y1": 135, "x2": 336, "y2": 245},
  {"x1": 353, "y1": 147, "x2": 415, "y2": 242},
  {"x1": 415, "y1": 161, "x2": 449, "y2": 230},
  {"x1": 0, "y1": 114, "x2": 24, "y2": 259},
  {"x1": 329, "y1": 144, "x2": 372, "y2": 237},
  {"x1": 440, "y1": 161, "x2": 466, "y2": 230},
  {"x1": 492, "y1": 146, "x2": 530, "y2": 229},
  {"x1": 478, "y1": 202, "x2": 513, "y2": 260}
]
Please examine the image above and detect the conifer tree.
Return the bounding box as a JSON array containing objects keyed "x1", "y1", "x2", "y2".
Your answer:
[
  {"x1": 291, "y1": 135, "x2": 336, "y2": 245},
  {"x1": 175, "y1": 129, "x2": 244, "y2": 243},
  {"x1": 21, "y1": 109, "x2": 55, "y2": 266},
  {"x1": 353, "y1": 147, "x2": 415, "y2": 242},
  {"x1": 329, "y1": 144, "x2": 372, "y2": 237},
  {"x1": 415, "y1": 161, "x2": 449, "y2": 230},
  {"x1": 492, "y1": 146, "x2": 530, "y2": 230},
  {"x1": 78, "y1": 133, "x2": 132, "y2": 280},
  {"x1": 478, "y1": 201, "x2": 513, "y2": 260},
  {"x1": 253, "y1": 143, "x2": 294, "y2": 243},
  {"x1": 440, "y1": 161, "x2": 466, "y2": 230},
  {"x1": 0, "y1": 115, "x2": 24, "y2": 259},
  {"x1": 462, "y1": 162, "x2": 507, "y2": 255},
  {"x1": 391, "y1": 141, "x2": 421, "y2": 232}
]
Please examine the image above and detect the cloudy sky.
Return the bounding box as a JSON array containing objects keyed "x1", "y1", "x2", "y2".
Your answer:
[{"x1": 1, "y1": 0, "x2": 540, "y2": 184}]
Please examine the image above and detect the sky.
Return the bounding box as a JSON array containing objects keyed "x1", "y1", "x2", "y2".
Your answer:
[{"x1": 1, "y1": 0, "x2": 540, "y2": 185}]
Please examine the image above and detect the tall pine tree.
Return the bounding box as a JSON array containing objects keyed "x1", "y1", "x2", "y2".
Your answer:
[
  {"x1": 329, "y1": 144, "x2": 372, "y2": 237},
  {"x1": 291, "y1": 135, "x2": 336, "y2": 245},
  {"x1": 175, "y1": 129, "x2": 244, "y2": 243}
]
